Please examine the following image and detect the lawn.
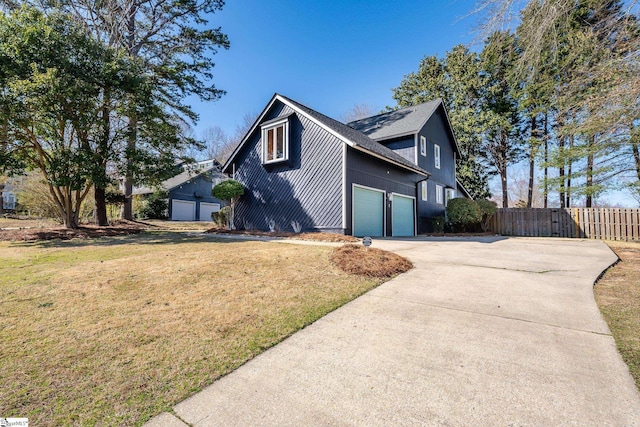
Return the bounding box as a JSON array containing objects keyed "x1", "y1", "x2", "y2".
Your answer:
[
  {"x1": 595, "y1": 241, "x2": 640, "y2": 390},
  {"x1": 0, "y1": 232, "x2": 386, "y2": 426}
]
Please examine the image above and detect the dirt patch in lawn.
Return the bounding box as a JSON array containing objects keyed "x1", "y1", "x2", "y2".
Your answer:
[
  {"x1": 206, "y1": 228, "x2": 360, "y2": 243},
  {"x1": 0, "y1": 220, "x2": 147, "y2": 241},
  {"x1": 330, "y1": 244, "x2": 413, "y2": 277},
  {"x1": 595, "y1": 241, "x2": 640, "y2": 391},
  {"x1": 0, "y1": 233, "x2": 383, "y2": 426}
]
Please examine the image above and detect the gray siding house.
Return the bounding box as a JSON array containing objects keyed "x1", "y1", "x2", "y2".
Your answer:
[
  {"x1": 348, "y1": 101, "x2": 465, "y2": 231},
  {"x1": 134, "y1": 159, "x2": 227, "y2": 221},
  {"x1": 222, "y1": 94, "x2": 468, "y2": 236}
]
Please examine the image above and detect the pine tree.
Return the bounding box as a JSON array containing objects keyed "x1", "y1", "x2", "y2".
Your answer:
[{"x1": 392, "y1": 46, "x2": 492, "y2": 199}]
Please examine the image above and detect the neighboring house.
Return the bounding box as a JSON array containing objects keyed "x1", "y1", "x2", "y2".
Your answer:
[
  {"x1": 222, "y1": 94, "x2": 469, "y2": 236},
  {"x1": 134, "y1": 159, "x2": 227, "y2": 221},
  {"x1": 2, "y1": 176, "x2": 23, "y2": 211}
]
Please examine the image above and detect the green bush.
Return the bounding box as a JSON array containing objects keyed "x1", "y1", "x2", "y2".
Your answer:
[
  {"x1": 476, "y1": 199, "x2": 497, "y2": 231},
  {"x1": 446, "y1": 198, "x2": 481, "y2": 232},
  {"x1": 212, "y1": 179, "x2": 244, "y2": 230},
  {"x1": 211, "y1": 206, "x2": 231, "y2": 228},
  {"x1": 136, "y1": 189, "x2": 168, "y2": 219},
  {"x1": 212, "y1": 179, "x2": 244, "y2": 201},
  {"x1": 432, "y1": 216, "x2": 445, "y2": 233}
]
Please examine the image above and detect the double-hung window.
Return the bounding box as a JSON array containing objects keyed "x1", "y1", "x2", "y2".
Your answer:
[
  {"x1": 434, "y1": 144, "x2": 441, "y2": 169},
  {"x1": 261, "y1": 118, "x2": 289, "y2": 164},
  {"x1": 421, "y1": 181, "x2": 427, "y2": 201},
  {"x1": 420, "y1": 136, "x2": 426, "y2": 157}
]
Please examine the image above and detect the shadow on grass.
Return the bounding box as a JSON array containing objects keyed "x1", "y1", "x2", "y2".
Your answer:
[{"x1": 9, "y1": 230, "x2": 277, "y2": 249}]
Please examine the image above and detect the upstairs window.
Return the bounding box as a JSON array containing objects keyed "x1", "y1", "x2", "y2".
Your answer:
[
  {"x1": 261, "y1": 118, "x2": 289, "y2": 164},
  {"x1": 434, "y1": 144, "x2": 441, "y2": 169},
  {"x1": 420, "y1": 136, "x2": 426, "y2": 157}
]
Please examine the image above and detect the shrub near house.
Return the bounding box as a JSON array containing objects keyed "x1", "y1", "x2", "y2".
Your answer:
[{"x1": 446, "y1": 198, "x2": 497, "y2": 232}]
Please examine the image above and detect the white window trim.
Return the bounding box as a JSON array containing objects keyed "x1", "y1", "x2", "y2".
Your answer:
[
  {"x1": 445, "y1": 188, "x2": 456, "y2": 206},
  {"x1": 420, "y1": 136, "x2": 426, "y2": 157},
  {"x1": 261, "y1": 118, "x2": 290, "y2": 165},
  {"x1": 434, "y1": 144, "x2": 441, "y2": 169},
  {"x1": 436, "y1": 184, "x2": 444, "y2": 205},
  {"x1": 421, "y1": 181, "x2": 427, "y2": 201}
]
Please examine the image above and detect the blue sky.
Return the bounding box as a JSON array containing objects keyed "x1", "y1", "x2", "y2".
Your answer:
[
  {"x1": 191, "y1": 0, "x2": 480, "y2": 136},
  {"x1": 189, "y1": 0, "x2": 637, "y2": 206}
]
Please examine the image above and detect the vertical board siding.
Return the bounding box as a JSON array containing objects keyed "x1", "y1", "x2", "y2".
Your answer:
[
  {"x1": 380, "y1": 136, "x2": 416, "y2": 164},
  {"x1": 490, "y1": 208, "x2": 640, "y2": 241},
  {"x1": 232, "y1": 102, "x2": 344, "y2": 232}
]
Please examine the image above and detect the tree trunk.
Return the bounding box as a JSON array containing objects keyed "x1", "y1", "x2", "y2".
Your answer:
[
  {"x1": 543, "y1": 111, "x2": 549, "y2": 209},
  {"x1": 95, "y1": 88, "x2": 111, "y2": 226},
  {"x1": 0, "y1": 186, "x2": 4, "y2": 216},
  {"x1": 60, "y1": 193, "x2": 79, "y2": 229},
  {"x1": 527, "y1": 115, "x2": 537, "y2": 208},
  {"x1": 500, "y1": 131, "x2": 508, "y2": 208},
  {"x1": 586, "y1": 135, "x2": 594, "y2": 208},
  {"x1": 632, "y1": 141, "x2": 640, "y2": 182},
  {"x1": 121, "y1": 4, "x2": 137, "y2": 221},
  {"x1": 631, "y1": 123, "x2": 640, "y2": 183},
  {"x1": 559, "y1": 136, "x2": 565, "y2": 208},
  {"x1": 121, "y1": 112, "x2": 136, "y2": 220},
  {"x1": 566, "y1": 135, "x2": 573, "y2": 208},
  {"x1": 94, "y1": 186, "x2": 108, "y2": 226}
]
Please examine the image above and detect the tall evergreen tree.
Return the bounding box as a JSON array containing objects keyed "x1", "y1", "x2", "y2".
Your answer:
[
  {"x1": 392, "y1": 46, "x2": 492, "y2": 199},
  {"x1": 1, "y1": 0, "x2": 230, "y2": 221},
  {"x1": 477, "y1": 0, "x2": 640, "y2": 206},
  {"x1": 479, "y1": 30, "x2": 523, "y2": 207},
  {"x1": 0, "y1": 7, "x2": 189, "y2": 228}
]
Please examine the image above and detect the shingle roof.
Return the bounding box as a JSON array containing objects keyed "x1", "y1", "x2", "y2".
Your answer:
[
  {"x1": 347, "y1": 100, "x2": 441, "y2": 140},
  {"x1": 278, "y1": 95, "x2": 428, "y2": 176},
  {"x1": 133, "y1": 166, "x2": 219, "y2": 195}
]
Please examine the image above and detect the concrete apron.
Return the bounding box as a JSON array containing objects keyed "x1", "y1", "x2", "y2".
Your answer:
[{"x1": 146, "y1": 237, "x2": 640, "y2": 426}]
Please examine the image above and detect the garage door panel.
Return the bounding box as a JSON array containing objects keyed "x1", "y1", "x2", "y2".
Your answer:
[
  {"x1": 199, "y1": 202, "x2": 221, "y2": 222},
  {"x1": 353, "y1": 186, "x2": 384, "y2": 237},
  {"x1": 392, "y1": 194, "x2": 415, "y2": 237},
  {"x1": 172, "y1": 199, "x2": 196, "y2": 221}
]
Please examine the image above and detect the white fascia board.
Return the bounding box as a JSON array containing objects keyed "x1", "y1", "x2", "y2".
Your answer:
[
  {"x1": 222, "y1": 93, "x2": 279, "y2": 173},
  {"x1": 278, "y1": 96, "x2": 428, "y2": 178}
]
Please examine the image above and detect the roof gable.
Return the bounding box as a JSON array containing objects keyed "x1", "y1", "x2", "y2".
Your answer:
[
  {"x1": 134, "y1": 166, "x2": 222, "y2": 195},
  {"x1": 348, "y1": 100, "x2": 461, "y2": 157},
  {"x1": 223, "y1": 94, "x2": 429, "y2": 177}
]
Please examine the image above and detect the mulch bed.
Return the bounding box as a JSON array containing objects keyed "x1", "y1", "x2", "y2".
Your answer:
[
  {"x1": 330, "y1": 244, "x2": 413, "y2": 277},
  {"x1": 0, "y1": 221, "x2": 147, "y2": 241}
]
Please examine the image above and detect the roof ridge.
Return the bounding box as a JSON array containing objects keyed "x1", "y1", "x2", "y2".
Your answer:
[
  {"x1": 347, "y1": 98, "x2": 442, "y2": 125},
  {"x1": 277, "y1": 95, "x2": 428, "y2": 176}
]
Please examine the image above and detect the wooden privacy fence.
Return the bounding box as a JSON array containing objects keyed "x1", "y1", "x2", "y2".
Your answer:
[{"x1": 489, "y1": 208, "x2": 640, "y2": 241}]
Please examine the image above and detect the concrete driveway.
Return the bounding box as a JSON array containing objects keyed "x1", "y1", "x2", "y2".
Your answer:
[{"x1": 147, "y1": 237, "x2": 640, "y2": 426}]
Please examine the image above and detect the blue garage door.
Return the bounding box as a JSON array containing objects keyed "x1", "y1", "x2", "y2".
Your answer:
[
  {"x1": 392, "y1": 194, "x2": 415, "y2": 237},
  {"x1": 353, "y1": 186, "x2": 384, "y2": 237}
]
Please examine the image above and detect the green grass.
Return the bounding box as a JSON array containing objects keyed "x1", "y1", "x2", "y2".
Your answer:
[
  {"x1": 0, "y1": 232, "x2": 384, "y2": 426},
  {"x1": 595, "y1": 241, "x2": 640, "y2": 390}
]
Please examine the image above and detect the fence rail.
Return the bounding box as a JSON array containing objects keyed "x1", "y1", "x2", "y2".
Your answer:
[{"x1": 489, "y1": 208, "x2": 640, "y2": 241}]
